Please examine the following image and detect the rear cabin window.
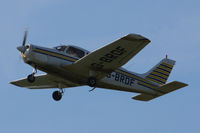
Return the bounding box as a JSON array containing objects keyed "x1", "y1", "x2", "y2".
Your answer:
[{"x1": 66, "y1": 46, "x2": 85, "y2": 58}]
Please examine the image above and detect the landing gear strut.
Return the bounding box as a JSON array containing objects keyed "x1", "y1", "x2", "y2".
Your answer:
[
  {"x1": 27, "y1": 66, "x2": 37, "y2": 83},
  {"x1": 87, "y1": 77, "x2": 96, "y2": 87}
]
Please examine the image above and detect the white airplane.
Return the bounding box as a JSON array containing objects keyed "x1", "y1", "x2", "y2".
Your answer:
[{"x1": 10, "y1": 31, "x2": 188, "y2": 101}]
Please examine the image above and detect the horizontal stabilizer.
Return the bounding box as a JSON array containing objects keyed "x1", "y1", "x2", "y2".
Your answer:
[
  {"x1": 132, "y1": 94, "x2": 156, "y2": 101},
  {"x1": 132, "y1": 81, "x2": 188, "y2": 101}
]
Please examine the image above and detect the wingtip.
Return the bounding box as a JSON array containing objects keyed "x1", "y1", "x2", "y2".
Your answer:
[
  {"x1": 173, "y1": 81, "x2": 189, "y2": 88},
  {"x1": 9, "y1": 80, "x2": 20, "y2": 86},
  {"x1": 123, "y1": 33, "x2": 151, "y2": 43},
  {"x1": 183, "y1": 83, "x2": 189, "y2": 87},
  {"x1": 9, "y1": 81, "x2": 16, "y2": 85},
  {"x1": 9, "y1": 81, "x2": 14, "y2": 84}
]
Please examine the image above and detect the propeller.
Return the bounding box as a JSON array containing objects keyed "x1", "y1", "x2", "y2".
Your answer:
[
  {"x1": 22, "y1": 30, "x2": 28, "y2": 46},
  {"x1": 17, "y1": 30, "x2": 28, "y2": 53}
]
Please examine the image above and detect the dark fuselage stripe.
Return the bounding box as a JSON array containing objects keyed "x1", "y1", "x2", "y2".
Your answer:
[
  {"x1": 33, "y1": 48, "x2": 78, "y2": 62},
  {"x1": 35, "y1": 48, "x2": 78, "y2": 60},
  {"x1": 34, "y1": 50, "x2": 75, "y2": 62}
]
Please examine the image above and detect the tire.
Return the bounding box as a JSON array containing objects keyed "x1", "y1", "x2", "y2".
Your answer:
[
  {"x1": 88, "y1": 77, "x2": 96, "y2": 87},
  {"x1": 27, "y1": 74, "x2": 35, "y2": 83},
  {"x1": 52, "y1": 91, "x2": 62, "y2": 101}
]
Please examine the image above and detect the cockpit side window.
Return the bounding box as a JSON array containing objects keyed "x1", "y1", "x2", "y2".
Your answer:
[
  {"x1": 66, "y1": 46, "x2": 85, "y2": 58},
  {"x1": 55, "y1": 46, "x2": 67, "y2": 52}
]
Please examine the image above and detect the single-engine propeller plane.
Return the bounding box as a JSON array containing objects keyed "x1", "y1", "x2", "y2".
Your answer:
[{"x1": 10, "y1": 31, "x2": 188, "y2": 101}]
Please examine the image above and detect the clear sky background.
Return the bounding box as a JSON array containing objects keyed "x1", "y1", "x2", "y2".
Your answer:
[{"x1": 0, "y1": 0, "x2": 199, "y2": 132}]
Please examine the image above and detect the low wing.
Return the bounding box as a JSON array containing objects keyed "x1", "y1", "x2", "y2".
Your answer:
[
  {"x1": 10, "y1": 74, "x2": 80, "y2": 89},
  {"x1": 64, "y1": 34, "x2": 150, "y2": 79},
  {"x1": 132, "y1": 81, "x2": 188, "y2": 101}
]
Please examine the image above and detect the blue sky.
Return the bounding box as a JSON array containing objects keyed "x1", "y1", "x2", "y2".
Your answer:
[{"x1": 0, "y1": 0, "x2": 200, "y2": 132}]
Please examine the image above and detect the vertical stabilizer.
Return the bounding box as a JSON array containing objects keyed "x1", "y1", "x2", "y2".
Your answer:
[{"x1": 144, "y1": 58, "x2": 176, "y2": 85}]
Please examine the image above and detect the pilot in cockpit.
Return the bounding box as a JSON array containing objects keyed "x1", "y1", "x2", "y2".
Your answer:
[{"x1": 68, "y1": 47, "x2": 78, "y2": 58}]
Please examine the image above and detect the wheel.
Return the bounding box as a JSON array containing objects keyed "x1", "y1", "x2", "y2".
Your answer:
[
  {"x1": 27, "y1": 74, "x2": 35, "y2": 83},
  {"x1": 52, "y1": 91, "x2": 62, "y2": 101},
  {"x1": 87, "y1": 77, "x2": 96, "y2": 87}
]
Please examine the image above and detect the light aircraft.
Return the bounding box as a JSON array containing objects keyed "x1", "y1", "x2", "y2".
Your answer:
[{"x1": 10, "y1": 31, "x2": 188, "y2": 101}]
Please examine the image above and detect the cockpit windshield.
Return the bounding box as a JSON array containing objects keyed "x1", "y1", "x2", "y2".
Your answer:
[
  {"x1": 54, "y1": 46, "x2": 67, "y2": 51},
  {"x1": 66, "y1": 46, "x2": 85, "y2": 58},
  {"x1": 54, "y1": 45, "x2": 85, "y2": 58}
]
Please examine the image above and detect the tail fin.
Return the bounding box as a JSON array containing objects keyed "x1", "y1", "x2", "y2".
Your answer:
[{"x1": 143, "y1": 58, "x2": 176, "y2": 85}]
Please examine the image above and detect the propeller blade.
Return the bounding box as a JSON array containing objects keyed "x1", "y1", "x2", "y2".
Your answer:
[{"x1": 22, "y1": 30, "x2": 28, "y2": 46}]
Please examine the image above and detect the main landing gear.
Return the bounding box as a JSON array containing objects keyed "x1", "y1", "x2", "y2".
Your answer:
[
  {"x1": 52, "y1": 84, "x2": 64, "y2": 101},
  {"x1": 27, "y1": 67, "x2": 37, "y2": 83},
  {"x1": 52, "y1": 90, "x2": 63, "y2": 101},
  {"x1": 88, "y1": 77, "x2": 97, "y2": 92},
  {"x1": 87, "y1": 77, "x2": 96, "y2": 87}
]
